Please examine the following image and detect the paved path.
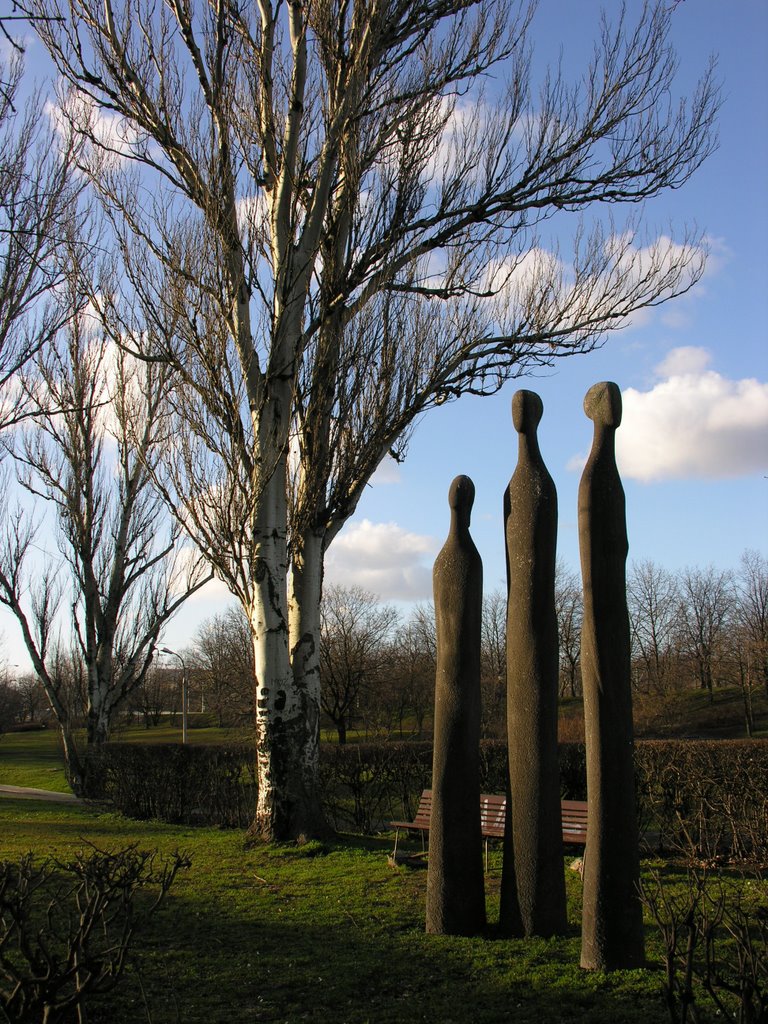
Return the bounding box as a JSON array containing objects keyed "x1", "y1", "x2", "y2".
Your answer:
[{"x1": 0, "y1": 784, "x2": 82, "y2": 803}]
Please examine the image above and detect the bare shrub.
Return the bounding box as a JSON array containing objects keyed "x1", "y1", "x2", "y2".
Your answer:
[
  {"x1": 0, "y1": 844, "x2": 190, "y2": 1023},
  {"x1": 640, "y1": 868, "x2": 768, "y2": 1024}
]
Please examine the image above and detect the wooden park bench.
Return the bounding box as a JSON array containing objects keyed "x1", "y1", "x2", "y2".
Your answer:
[{"x1": 389, "y1": 789, "x2": 588, "y2": 868}]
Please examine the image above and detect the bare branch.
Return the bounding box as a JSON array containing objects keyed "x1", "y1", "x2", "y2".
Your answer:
[{"x1": 23, "y1": 0, "x2": 720, "y2": 838}]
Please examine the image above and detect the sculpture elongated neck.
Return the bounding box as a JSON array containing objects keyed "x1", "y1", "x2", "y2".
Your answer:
[
  {"x1": 512, "y1": 389, "x2": 544, "y2": 466},
  {"x1": 518, "y1": 429, "x2": 542, "y2": 464},
  {"x1": 584, "y1": 381, "x2": 622, "y2": 460},
  {"x1": 448, "y1": 474, "x2": 475, "y2": 536}
]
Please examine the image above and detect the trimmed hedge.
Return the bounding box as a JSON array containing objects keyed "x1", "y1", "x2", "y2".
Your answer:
[
  {"x1": 83, "y1": 744, "x2": 257, "y2": 827},
  {"x1": 320, "y1": 742, "x2": 431, "y2": 833},
  {"x1": 635, "y1": 740, "x2": 768, "y2": 861},
  {"x1": 83, "y1": 739, "x2": 768, "y2": 862},
  {"x1": 322, "y1": 740, "x2": 587, "y2": 833}
]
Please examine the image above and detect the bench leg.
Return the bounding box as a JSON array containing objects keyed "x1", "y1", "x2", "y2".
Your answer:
[{"x1": 392, "y1": 828, "x2": 401, "y2": 858}]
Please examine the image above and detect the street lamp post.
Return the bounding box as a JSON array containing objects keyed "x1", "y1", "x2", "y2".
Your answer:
[{"x1": 160, "y1": 647, "x2": 187, "y2": 744}]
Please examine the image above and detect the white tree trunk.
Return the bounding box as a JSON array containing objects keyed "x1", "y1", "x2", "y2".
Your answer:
[
  {"x1": 87, "y1": 698, "x2": 112, "y2": 746},
  {"x1": 288, "y1": 526, "x2": 325, "y2": 800},
  {"x1": 250, "y1": 470, "x2": 327, "y2": 840}
]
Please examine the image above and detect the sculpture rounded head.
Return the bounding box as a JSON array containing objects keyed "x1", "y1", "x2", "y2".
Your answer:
[
  {"x1": 584, "y1": 381, "x2": 622, "y2": 428},
  {"x1": 448, "y1": 474, "x2": 475, "y2": 515},
  {"x1": 511, "y1": 389, "x2": 543, "y2": 434}
]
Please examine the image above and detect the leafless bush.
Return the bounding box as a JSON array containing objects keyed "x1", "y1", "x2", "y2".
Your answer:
[
  {"x1": 640, "y1": 868, "x2": 768, "y2": 1024},
  {"x1": 636, "y1": 742, "x2": 768, "y2": 865},
  {"x1": 0, "y1": 844, "x2": 190, "y2": 1023}
]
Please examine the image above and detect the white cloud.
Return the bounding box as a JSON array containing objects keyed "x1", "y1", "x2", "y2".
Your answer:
[
  {"x1": 700, "y1": 235, "x2": 731, "y2": 279},
  {"x1": 47, "y1": 94, "x2": 142, "y2": 169},
  {"x1": 182, "y1": 571, "x2": 232, "y2": 604},
  {"x1": 324, "y1": 519, "x2": 437, "y2": 600},
  {"x1": 0, "y1": 37, "x2": 18, "y2": 61},
  {"x1": 370, "y1": 457, "x2": 402, "y2": 486},
  {"x1": 425, "y1": 98, "x2": 482, "y2": 182},
  {"x1": 236, "y1": 193, "x2": 269, "y2": 240},
  {"x1": 487, "y1": 247, "x2": 566, "y2": 300},
  {"x1": 615, "y1": 348, "x2": 768, "y2": 482},
  {"x1": 566, "y1": 449, "x2": 588, "y2": 474},
  {"x1": 0, "y1": 375, "x2": 25, "y2": 432},
  {"x1": 601, "y1": 234, "x2": 708, "y2": 332},
  {"x1": 655, "y1": 346, "x2": 712, "y2": 377},
  {"x1": 484, "y1": 230, "x2": 710, "y2": 340},
  {"x1": 660, "y1": 307, "x2": 693, "y2": 331}
]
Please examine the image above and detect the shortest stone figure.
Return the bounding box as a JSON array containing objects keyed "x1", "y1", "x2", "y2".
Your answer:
[{"x1": 426, "y1": 475, "x2": 486, "y2": 936}]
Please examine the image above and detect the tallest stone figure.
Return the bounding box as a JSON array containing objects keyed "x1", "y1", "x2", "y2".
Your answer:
[
  {"x1": 578, "y1": 382, "x2": 644, "y2": 971},
  {"x1": 500, "y1": 389, "x2": 567, "y2": 938}
]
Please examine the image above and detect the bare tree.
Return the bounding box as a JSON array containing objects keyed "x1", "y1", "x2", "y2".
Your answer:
[
  {"x1": 127, "y1": 662, "x2": 174, "y2": 728},
  {"x1": 555, "y1": 561, "x2": 582, "y2": 699},
  {"x1": 481, "y1": 588, "x2": 506, "y2": 738},
  {"x1": 0, "y1": 290, "x2": 210, "y2": 789},
  {"x1": 0, "y1": 846, "x2": 189, "y2": 1024},
  {"x1": 385, "y1": 612, "x2": 436, "y2": 739},
  {"x1": 27, "y1": 0, "x2": 719, "y2": 836},
  {"x1": 13, "y1": 672, "x2": 48, "y2": 723},
  {"x1": 320, "y1": 584, "x2": 398, "y2": 744},
  {"x1": 677, "y1": 566, "x2": 734, "y2": 703},
  {"x1": 627, "y1": 558, "x2": 681, "y2": 695},
  {"x1": 0, "y1": 667, "x2": 22, "y2": 734},
  {"x1": 189, "y1": 605, "x2": 254, "y2": 727},
  {"x1": 0, "y1": 50, "x2": 82, "y2": 429},
  {"x1": 735, "y1": 549, "x2": 768, "y2": 699}
]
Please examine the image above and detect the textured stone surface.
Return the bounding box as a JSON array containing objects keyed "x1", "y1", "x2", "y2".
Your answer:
[
  {"x1": 426, "y1": 475, "x2": 486, "y2": 936},
  {"x1": 578, "y1": 382, "x2": 645, "y2": 971},
  {"x1": 500, "y1": 390, "x2": 567, "y2": 938}
]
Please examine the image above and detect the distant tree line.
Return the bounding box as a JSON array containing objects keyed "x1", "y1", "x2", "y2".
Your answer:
[
  {"x1": 2, "y1": 549, "x2": 765, "y2": 743},
  {"x1": 1, "y1": 548, "x2": 763, "y2": 741}
]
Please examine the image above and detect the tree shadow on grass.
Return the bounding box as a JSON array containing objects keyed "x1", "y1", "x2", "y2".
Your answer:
[
  {"x1": 89, "y1": 854, "x2": 667, "y2": 1024},
  {"x1": 93, "y1": 903, "x2": 670, "y2": 1024},
  {"x1": 0, "y1": 805, "x2": 670, "y2": 1024}
]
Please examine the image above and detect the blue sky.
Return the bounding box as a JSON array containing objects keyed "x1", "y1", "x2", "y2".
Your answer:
[
  {"x1": 320, "y1": 0, "x2": 768, "y2": 608},
  {"x1": 2, "y1": 0, "x2": 767, "y2": 666}
]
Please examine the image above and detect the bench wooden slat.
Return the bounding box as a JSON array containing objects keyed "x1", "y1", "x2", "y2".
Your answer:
[
  {"x1": 390, "y1": 790, "x2": 432, "y2": 832},
  {"x1": 480, "y1": 794, "x2": 506, "y2": 838},
  {"x1": 389, "y1": 789, "x2": 588, "y2": 854}
]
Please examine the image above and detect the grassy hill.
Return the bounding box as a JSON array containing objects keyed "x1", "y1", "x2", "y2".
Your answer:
[{"x1": 557, "y1": 685, "x2": 767, "y2": 744}]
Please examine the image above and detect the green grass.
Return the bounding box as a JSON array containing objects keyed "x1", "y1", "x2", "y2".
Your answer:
[
  {"x1": 559, "y1": 685, "x2": 768, "y2": 744},
  {"x1": 2, "y1": 721, "x2": 764, "y2": 1023},
  {"x1": 0, "y1": 798, "x2": 675, "y2": 1024},
  {"x1": 0, "y1": 724, "x2": 254, "y2": 792},
  {"x1": 0, "y1": 731, "x2": 674, "y2": 1022},
  {"x1": 0, "y1": 729, "x2": 70, "y2": 791},
  {"x1": 634, "y1": 685, "x2": 768, "y2": 739},
  {"x1": 111, "y1": 721, "x2": 253, "y2": 746}
]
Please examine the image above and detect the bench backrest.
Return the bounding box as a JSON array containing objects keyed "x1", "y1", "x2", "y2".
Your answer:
[
  {"x1": 410, "y1": 790, "x2": 587, "y2": 843},
  {"x1": 409, "y1": 790, "x2": 433, "y2": 830},
  {"x1": 561, "y1": 799, "x2": 588, "y2": 843},
  {"x1": 480, "y1": 794, "x2": 507, "y2": 838}
]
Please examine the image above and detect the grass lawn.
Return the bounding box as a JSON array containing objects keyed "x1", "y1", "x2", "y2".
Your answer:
[
  {"x1": 0, "y1": 730, "x2": 677, "y2": 1022},
  {"x1": 0, "y1": 724, "x2": 253, "y2": 793},
  {"x1": 111, "y1": 721, "x2": 253, "y2": 746},
  {"x1": 0, "y1": 729, "x2": 70, "y2": 791},
  {"x1": 3, "y1": 725, "x2": 765, "y2": 1023},
  {"x1": 0, "y1": 797, "x2": 676, "y2": 1024}
]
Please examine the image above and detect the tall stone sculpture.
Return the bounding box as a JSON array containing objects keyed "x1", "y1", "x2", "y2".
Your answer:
[
  {"x1": 500, "y1": 390, "x2": 567, "y2": 938},
  {"x1": 578, "y1": 382, "x2": 645, "y2": 971},
  {"x1": 426, "y1": 475, "x2": 486, "y2": 936}
]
